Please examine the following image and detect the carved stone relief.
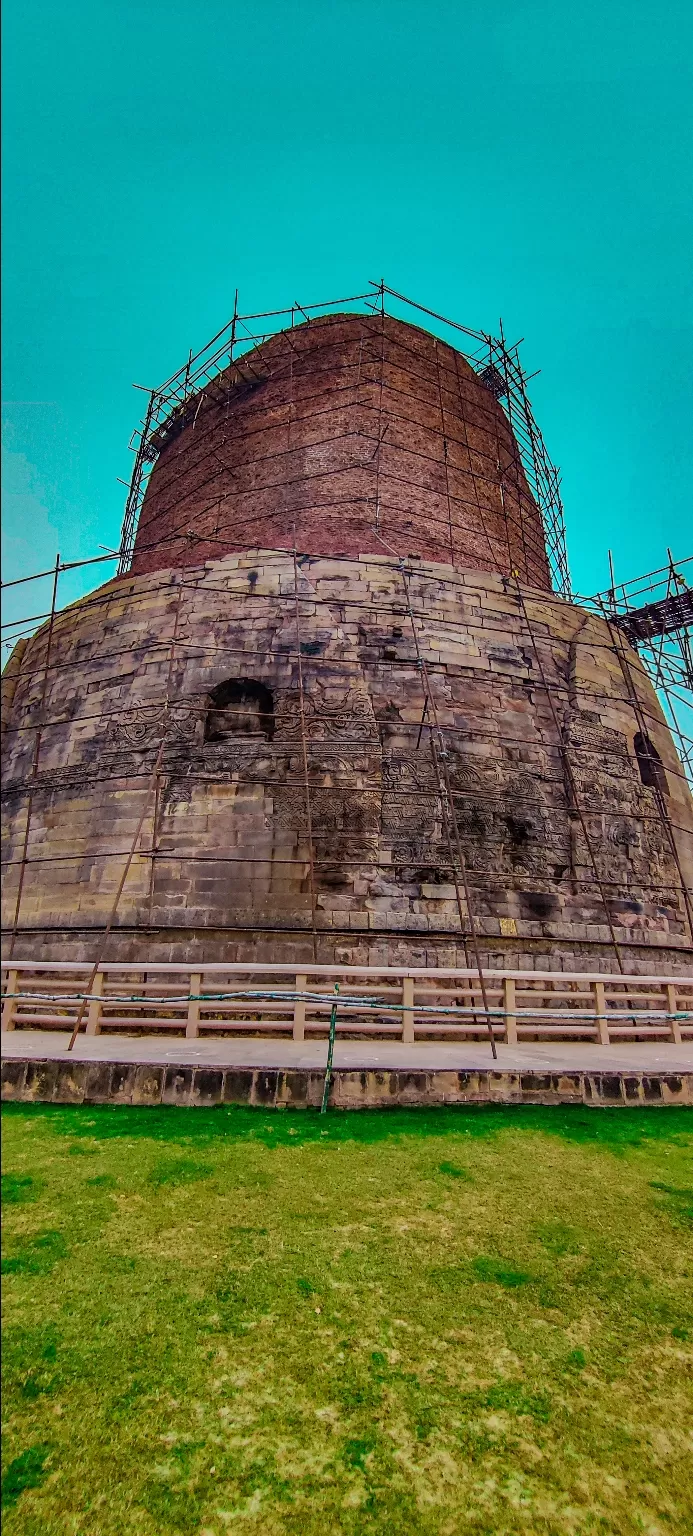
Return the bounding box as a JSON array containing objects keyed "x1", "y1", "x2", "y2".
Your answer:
[
  {"x1": 105, "y1": 701, "x2": 203, "y2": 751},
  {"x1": 274, "y1": 688, "x2": 378, "y2": 742}
]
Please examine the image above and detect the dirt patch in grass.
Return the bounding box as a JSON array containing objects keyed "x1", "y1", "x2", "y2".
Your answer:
[{"x1": 2, "y1": 1102, "x2": 692, "y2": 1533}]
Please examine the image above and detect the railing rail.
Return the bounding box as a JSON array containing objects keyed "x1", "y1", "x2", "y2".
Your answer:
[{"x1": 1, "y1": 962, "x2": 691, "y2": 1046}]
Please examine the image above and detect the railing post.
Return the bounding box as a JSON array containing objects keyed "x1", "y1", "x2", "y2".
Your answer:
[
  {"x1": 85, "y1": 969, "x2": 104, "y2": 1036},
  {"x1": 666, "y1": 983, "x2": 681, "y2": 1045},
  {"x1": 2, "y1": 970, "x2": 18, "y2": 1031},
  {"x1": 293, "y1": 974, "x2": 307, "y2": 1042},
  {"x1": 503, "y1": 976, "x2": 517, "y2": 1044},
  {"x1": 402, "y1": 976, "x2": 415, "y2": 1043},
  {"x1": 591, "y1": 979, "x2": 609, "y2": 1045},
  {"x1": 186, "y1": 972, "x2": 201, "y2": 1038}
]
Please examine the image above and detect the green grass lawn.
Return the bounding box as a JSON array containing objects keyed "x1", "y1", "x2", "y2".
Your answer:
[{"x1": 2, "y1": 1102, "x2": 692, "y2": 1536}]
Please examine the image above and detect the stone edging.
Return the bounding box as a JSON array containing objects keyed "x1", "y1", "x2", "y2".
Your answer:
[{"x1": 2, "y1": 1058, "x2": 691, "y2": 1108}]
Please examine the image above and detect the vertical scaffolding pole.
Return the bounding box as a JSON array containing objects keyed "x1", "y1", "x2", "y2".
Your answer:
[
  {"x1": 497, "y1": 322, "x2": 531, "y2": 583},
  {"x1": 292, "y1": 541, "x2": 319, "y2": 964},
  {"x1": 118, "y1": 391, "x2": 156, "y2": 574},
  {"x1": 320, "y1": 983, "x2": 340, "y2": 1113},
  {"x1": 229, "y1": 289, "x2": 238, "y2": 369},
  {"x1": 397, "y1": 558, "x2": 498, "y2": 1058},
  {"x1": 435, "y1": 339, "x2": 455, "y2": 566},
  {"x1": 67, "y1": 571, "x2": 187, "y2": 1049},
  {"x1": 598, "y1": 603, "x2": 693, "y2": 944},
  {"x1": 8, "y1": 553, "x2": 60, "y2": 959},
  {"x1": 513, "y1": 578, "x2": 627, "y2": 974}
]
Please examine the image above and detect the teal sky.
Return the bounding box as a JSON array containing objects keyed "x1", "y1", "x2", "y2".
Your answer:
[{"x1": 2, "y1": 0, "x2": 692, "y2": 636}]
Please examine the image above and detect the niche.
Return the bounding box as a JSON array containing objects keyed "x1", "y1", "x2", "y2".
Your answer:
[
  {"x1": 519, "y1": 890, "x2": 559, "y2": 921},
  {"x1": 633, "y1": 732, "x2": 668, "y2": 794},
  {"x1": 204, "y1": 678, "x2": 275, "y2": 742},
  {"x1": 505, "y1": 814, "x2": 531, "y2": 848}
]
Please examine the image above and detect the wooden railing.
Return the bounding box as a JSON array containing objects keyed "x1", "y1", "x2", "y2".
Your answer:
[{"x1": 1, "y1": 961, "x2": 691, "y2": 1045}]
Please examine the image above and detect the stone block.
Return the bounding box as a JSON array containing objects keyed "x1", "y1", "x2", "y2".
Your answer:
[
  {"x1": 0, "y1": 1059, "x2": 27, "y2": 1099},
  {"x1": 53, "y1": 1062, "x2": 88, "y2": 1103},
  {"x1": 163, "y1": 1066, "x2": 194, "y2": 1105},
  {"x1": 597, "y1": 1074, "x2": 625, "y2": 1103},
  {"x1": 23, "y1": 1060, "x2": 59, "y2": 1102},
  {"x1": 277, "y1": 1071, "x2": 309, "y2": 1105},
  {"x1": 83, "y1": 1062, "x2": 115, "y2": 1102},
  {"x1": 251, "y1": 1070, "x2": 280, "y2": 1105},
  {"x1": 662, "y1": 1075, "x2": 688, "y2": 1101},
  {"x1": 191, "y1": 1069, "x2": 224, "y2": 1106},
  {"x1": 222, "y1": 1069, "x2": 254, "y2": 1104},
  {"x1": 132, "y1": 1066, "x2": 165, "y2": 1105}
]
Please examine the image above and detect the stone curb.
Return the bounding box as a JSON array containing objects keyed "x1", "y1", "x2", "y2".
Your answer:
[{"x1": 2, "y1": 1058, "x2": 692, "y2": 1108}]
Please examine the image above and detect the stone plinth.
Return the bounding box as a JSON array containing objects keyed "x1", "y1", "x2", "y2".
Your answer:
[{"x1": 3, "y1": 552, "x2": 692, "y2": 973}]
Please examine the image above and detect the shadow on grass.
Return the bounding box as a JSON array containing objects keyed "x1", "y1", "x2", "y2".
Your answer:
[
  {"x1": 2, "y1": 1101, "x2": 691, "y2": 1152},
  {"x1": 1, "y1": 1445, "x2": 51, "y2": 1509},
  {"x1": 1, "y1": 1230, "x2": 69, "y2": 1277}
]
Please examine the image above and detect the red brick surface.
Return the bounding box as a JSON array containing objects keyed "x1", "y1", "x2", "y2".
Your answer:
[{"x1": 131, "y1": 313, "x2": 551, "y2": 588}]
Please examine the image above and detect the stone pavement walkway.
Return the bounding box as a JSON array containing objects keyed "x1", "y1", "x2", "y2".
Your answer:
[{"x1": 3, "y1": 1030, "x2": 692, "y2": 1075}]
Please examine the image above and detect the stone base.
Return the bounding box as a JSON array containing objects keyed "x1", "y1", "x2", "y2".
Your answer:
[
  {"x1": 3, "y1": 922, "x2": 693, "y2": 976},
  {"x1": 3, "y1": 555, "x2": 692, "y2": 967},
  {"x1": 2, "y1": 1055, "x2": 691, "y2": 1110}
]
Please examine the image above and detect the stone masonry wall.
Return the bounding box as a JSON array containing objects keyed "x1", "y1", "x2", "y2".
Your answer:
[{"x1": 2, "y1": 552, "x2": 692, "y2": 972}]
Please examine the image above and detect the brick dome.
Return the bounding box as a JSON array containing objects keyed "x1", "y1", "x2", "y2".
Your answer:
[{"x1": 130, "y1": 312, "x2": 551, "y2": 588}]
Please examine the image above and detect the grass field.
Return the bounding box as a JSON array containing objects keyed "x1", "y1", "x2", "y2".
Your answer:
[{"x1": 2, "y1": 1101, "x2": 692, "y2": 1535}]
